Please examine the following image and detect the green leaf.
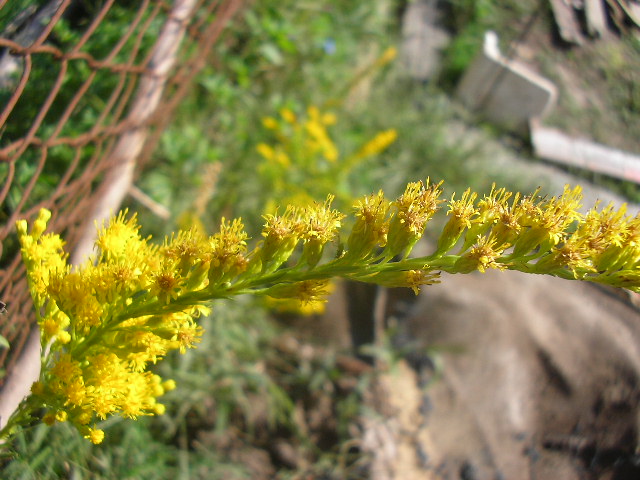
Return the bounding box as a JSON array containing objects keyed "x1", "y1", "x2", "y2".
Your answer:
[
  {"x1": 0, "y1": 335, "x2": 9, "y2": 350},
  {"x1": 259, "y1": 43, "x2": 284, "y2": 66}
]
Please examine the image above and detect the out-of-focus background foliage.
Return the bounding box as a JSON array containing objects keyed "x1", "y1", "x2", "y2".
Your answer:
[{"x1": 1, "y1": 0, "x2": 639, "y2": 478}]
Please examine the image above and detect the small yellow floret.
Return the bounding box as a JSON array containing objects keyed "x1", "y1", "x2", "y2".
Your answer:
[
  {"x1": 162, "y1": 379, "x2": 176, "y2": 392},
  {"x1": 86, "y1": 428, "x2": 105, "y2": 445}
]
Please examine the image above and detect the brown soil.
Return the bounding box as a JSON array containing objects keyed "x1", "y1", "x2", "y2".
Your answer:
[{"x1": 356, "y1": 270, "x2": 640, "y2": 480}]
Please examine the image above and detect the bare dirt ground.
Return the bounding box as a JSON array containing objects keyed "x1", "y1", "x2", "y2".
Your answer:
[
  {"x1": 364, "y1": 271, "x2": 640, "y2": 480},
  {"x1": 293, "y1": 243, "x2": 639, "y2": 480}
]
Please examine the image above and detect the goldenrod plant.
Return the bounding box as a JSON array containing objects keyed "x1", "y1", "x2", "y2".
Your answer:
[
  {"x1": 3, "y1": 179, "x2": 640, "y2": 445},
  {"x1": 256, "y1": 104, "x2": 397, "y2": 213},
  {"x1": 254, "y1": 48, "x2": 398, "y2": 214}
]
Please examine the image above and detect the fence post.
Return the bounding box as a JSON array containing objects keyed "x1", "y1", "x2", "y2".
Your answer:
[{"x1": 71, "y1": 0, "x2": 198, "y2": 264}]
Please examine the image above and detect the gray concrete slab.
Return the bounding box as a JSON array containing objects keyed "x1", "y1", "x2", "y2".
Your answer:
[{"x1": 456, "y1": 31, "x2": 557, "y2": 135}]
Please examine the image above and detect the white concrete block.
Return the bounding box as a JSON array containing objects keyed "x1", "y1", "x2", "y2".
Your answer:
[{"x1": 456, "y1": 31, "x2": 558, "y2": 135}]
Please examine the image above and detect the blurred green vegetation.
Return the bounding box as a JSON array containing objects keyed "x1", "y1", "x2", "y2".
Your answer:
[
  {"x1": 7, "y1": 0, "x2": 635, "y2": 477},
  {"x1": 0, "y1": 1, "x2": 165, "y2": 269}
]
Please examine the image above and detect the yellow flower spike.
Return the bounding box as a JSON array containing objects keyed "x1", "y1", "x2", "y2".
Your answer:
[
  {"x1": 385, "y1": 179, "x2": 444, "y2": 259},
  {"x1": 360, "y1": 269, "x2": 440, "y2": 294},
  {"x1": 13, "y1": 180, "x2": 640, "y2": 446},
  {"x1": 207, "y1": 217, "x2": 249, "y2": 285},
  {"x1": 321, "y1": 111, "x2": 337, "y2": 125},
  {"x1": 346, "y1": 190, "x2": 391, "y2": 260},
  {"x1": 355, "y1": 129, "x2": 398, "y2": 159},
  {"x1": 461, "y1": 185, "x2": 511, "y2": 249},
  {"x1": 32, "y1": 208, "x2": 52, "y2": 239},
  {"x1": 436, "y1": 188, "x2": 479, "y2": 255},
  {"x1": 265, "y1": 279, "x2": 331, "y2": 306},
  {"x1": 299, "y1": 195, "x2": 345, "y2": 267},
  {"x1": 95, "y1": 210, "x2": 146, "y2": 263},
  {"x1": 256, "y1": 142, "x2": 276, "y2": 161},
  {"x1": 377, "y1": 46, "x2": 397, "y2": 67},
  {"x1": 260, "y1": 206, "x2": 302, "y2": 273},
  {"x1": 280, "y1": 107, "x2": 296, "y2": 124},
  {"x1": 262, "y1": 116, "x2": 278, "y2": 130},
  {"x1": 511, "y1": 186, "x2": 583, "y2": 257},
  {"x1": 455, "y1": 234, "x2": 507, "y2": 273}
]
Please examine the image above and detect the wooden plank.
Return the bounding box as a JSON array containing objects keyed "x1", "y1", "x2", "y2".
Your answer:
[
  {"x1": 549, "y1": 0, "x2": 585, "y2": 44},
  {"x1": 531, "y1": 123, "x2": 640, "y2": 184},
  {"x1": 585, "y1": 0, "x2": 609, "y2": 36},
  {"x1": 617, "y1": 0, "x2": 640, "y2": 28}
]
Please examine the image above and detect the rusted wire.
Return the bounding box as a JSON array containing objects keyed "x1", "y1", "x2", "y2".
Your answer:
[{"x1": 0, "y1": 0, "x2": 245, "y2": 387}]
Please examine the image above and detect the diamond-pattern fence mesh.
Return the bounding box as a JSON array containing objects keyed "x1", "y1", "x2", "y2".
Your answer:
[{"x1": 0, "y1": 0, "x2": 243, "y2": 387}]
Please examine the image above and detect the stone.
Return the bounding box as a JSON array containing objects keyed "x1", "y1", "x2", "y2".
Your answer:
[
  {"x1": 400, "y1": 0, "x2": 450, "y2": 80},
  {"x1": 456, "y1": 31, "x2": 558, "y2": 136}
]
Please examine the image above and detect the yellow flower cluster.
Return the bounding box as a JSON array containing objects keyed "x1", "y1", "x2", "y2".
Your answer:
[
  {"x1": 15, "y1": 210, "x2": 210, "y2": 443},
  {"x1": 8, "y1": 179, "x2": 640, "y2": 444},
  {"x1": 257, "y1": 105, "x2": 338, "y2": 168},
  {"x1": 258, "y1": 195, "x2": 345, "y2": 273},
  {"x1": 354, "y1": 129, "x2": 398, "y2": 160},
  {"x1": 255, "y1": 105, "x2": 397, "y2": 212},
  {"x1": 428, "y1": 184, "x2": 640, "y2": 287}
]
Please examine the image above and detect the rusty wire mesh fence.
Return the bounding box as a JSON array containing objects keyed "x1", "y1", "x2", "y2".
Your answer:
[{"x1": 0, "y1": 0, "x2": 244, "y2": 386}]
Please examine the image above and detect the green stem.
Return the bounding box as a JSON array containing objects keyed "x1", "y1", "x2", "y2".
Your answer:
[{"x1": 0, "y1": 387, "x2": 41, "y2": 445}]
